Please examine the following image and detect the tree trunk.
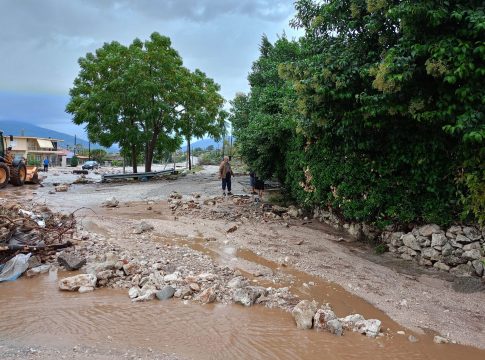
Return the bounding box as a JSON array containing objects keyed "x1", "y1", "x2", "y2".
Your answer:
[
  {"x1": 131, "y1": 144, "x2": 138, "y2": 173},
  {"x1": 187, "y1": 137, "x2": 192, "y2": 170},
  {"x1": 145, "y1": 128, "x2": 160, "y2": 172}
]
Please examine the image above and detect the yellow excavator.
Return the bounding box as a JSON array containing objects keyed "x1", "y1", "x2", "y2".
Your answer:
[{"x1": 0, "y1": 130, "x2": 39, "y2": 189}]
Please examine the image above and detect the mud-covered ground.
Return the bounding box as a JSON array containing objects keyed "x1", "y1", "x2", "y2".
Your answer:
[{"x1": 1, "y1": 165, "x2": 484, "y2": 359}]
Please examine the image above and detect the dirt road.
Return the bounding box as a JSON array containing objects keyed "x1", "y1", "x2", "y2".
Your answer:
[{"x1": 1, "y1": 165, "x2": 484, "y2": 359}]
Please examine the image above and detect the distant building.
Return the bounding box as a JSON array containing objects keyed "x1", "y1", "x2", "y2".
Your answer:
[{"x1": 4, "y1": 135, "x2": 65, "y2": 166}]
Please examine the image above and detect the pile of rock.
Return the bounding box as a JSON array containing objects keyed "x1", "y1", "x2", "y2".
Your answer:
[
  {"x1": 382, "y1": 224, "x2": 485, "y2": 277},
  {"x1": 291, "y1": 300, "x2": 382, "y2": 338}
]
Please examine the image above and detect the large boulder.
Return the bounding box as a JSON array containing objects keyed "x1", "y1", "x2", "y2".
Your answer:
[
  {"x1": 156, "y1": 286, "x2": 176, "y2": 300},
  {"x1": 422, "y1": 248, "x2": 441, "y2": 261},
  {"x1": 354, "y1": 319, "x2": 381, "y2": 337},
  {"x1": 292, "y1": 300, "x2": 317, "y2": 330},
  {"x1": 471, "y1": 260, "x2": 484, "y2": 276},
  {"x1": 418, "y1": 224, "x2": 441, "y2": 237},
  {"x1": 456, "y1": 234, "x2": 472, "y2": 244},
  {"x1": 134, "y1": 221, "x2": 154, "y2": 234},
  {"x1": 402, "y1": 233, "x2": 421, "y2": 251},
  {"x1": 463, "y1": 227, "x2": 482, "y2": 241},
  {"x1": 431, "y1": 233, "x2": 448, "y2": 248},
  {"x1": 233, "y1": 286, "x2": 267, "y2": 307},
  {"x1": 326, "y1": 319, "x2": 344, "y2": 336},
  {"x1": 102, "y1": 197, "x2": 119, "y2": 208},
  {"x1": 340, "y1": 314, "x2": 365, "y2": 329},
  {"x1": 450, "y1": 264, "x2": 474, "y2": 277},
  {"x1": 463, "y1": 249, "x2": 482, "y2": 261},
  {"x1": 59, "y1": 274, "x2": 97, "y2": 292},
  {"x1": 313, "y1": 306, "x2": 337, "y2": 331},
  {"x1": 197, "y1": 287, "x2": 217, "y2": 304},
  {"x1": 57, "y1": 252, "x2": 86, "y2": 271}
]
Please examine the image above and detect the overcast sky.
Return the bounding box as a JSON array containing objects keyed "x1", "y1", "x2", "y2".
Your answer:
[{"x1": 0, "y1": 0, "x2": 300, "y2": 139}]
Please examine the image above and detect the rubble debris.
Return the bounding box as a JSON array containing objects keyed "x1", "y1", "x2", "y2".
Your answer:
[{"x1": 0, "y1": 202, "x2": 77, "y2": 280}]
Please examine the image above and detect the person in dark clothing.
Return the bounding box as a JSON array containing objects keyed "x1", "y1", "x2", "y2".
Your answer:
[
  {"x1": 219, "y1": 156, "x2": 234, "y2": 196},
  {"x1": 249, "y1": 171, "x2": 256, "y2": 194},
  {"x1": 255, "y1": 177, "x2": 264, "y2": 199},
  {"x1": 43, "y1": 158, "x2": 49, "y2": 172}
]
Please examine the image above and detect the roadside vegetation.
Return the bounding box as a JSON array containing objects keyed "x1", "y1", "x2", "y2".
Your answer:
[{"x1": 230, "y1": 0, "x2": 484, "y2": 227}]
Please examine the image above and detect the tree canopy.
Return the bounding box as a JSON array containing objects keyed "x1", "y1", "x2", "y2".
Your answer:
[
  {"x1": 66, "y1": 32, "x2": 225, "y2": 172},
  {"x1": 230, "y1": 1, "x2": 484, "y2": 226}
]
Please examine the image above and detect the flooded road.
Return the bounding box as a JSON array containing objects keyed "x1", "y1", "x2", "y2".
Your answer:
[
  {"x1": 1, "y1": 171, "x2": 484, "y2": 359},
  {"x1": 1, "y1": 255, "x2": 484, "y2": 359}
]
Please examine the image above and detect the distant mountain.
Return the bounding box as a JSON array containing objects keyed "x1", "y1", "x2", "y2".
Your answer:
[
  {"x1": 0, "y1": 121, "x2": 117, "y2": 152},
  {"x1": 181, "y1": 137, "x2": 233, "y2": 152}
]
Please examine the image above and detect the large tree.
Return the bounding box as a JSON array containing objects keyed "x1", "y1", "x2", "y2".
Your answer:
[{"x1": 67, "y1": 32, "x2": 222, "y2": 172}]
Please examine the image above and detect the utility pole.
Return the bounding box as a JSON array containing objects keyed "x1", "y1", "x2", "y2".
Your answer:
[{"x1": 88, "y1": 141, "x2": 91, "y2": 160}]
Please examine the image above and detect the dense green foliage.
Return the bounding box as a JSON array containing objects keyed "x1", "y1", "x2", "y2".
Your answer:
[
  {"x1": 66, "y1": 32, "x2": 225, "y2": 173},
  {"x1": 230, "y1": 1, "x2": 484, "y2": 226},
  {"x1": 70, "y1": 156, "x2": 79, "y2": 167}
]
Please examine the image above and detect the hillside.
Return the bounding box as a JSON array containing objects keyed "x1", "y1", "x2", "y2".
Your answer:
[{"x1": 0, "y1": 121, "x2": 115, "y2": 151}]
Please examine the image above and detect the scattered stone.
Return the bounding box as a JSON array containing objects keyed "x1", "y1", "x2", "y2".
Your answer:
[
  {"x1": 102, "y1": 197, "x2": 119, "y2": 208},
  {"x1": 58, "y1": 274, "x2": 97, "y2": 291},
  {"x1": 433, "y1": 335, "x2": 449, "y2": 344},
  {"x1": 78, "y1": 286, "x2": 94, "y2": 293},
  {"x1": 292, "y1": 300, "x2": 318, "y2": 330},
  {"x1": 313, "y1": 306, "x2": 337, "y2": 331},
  {"x1": 326, "y1": 319, "x2": 343, "y2": 336},
  {"x1": 189, "y1": 283, "x2": 200, "y2": 292},
  {"x1": 128, "y1": 287, "x2": 140, "y2": 299},
  {"x1": 354, "y1": 319, "x2": 381, "y2": 337},
  {"x1": 123, "y1": 262, "x2": 140, "y2": 276},
  {"x1": 198, "y1": 286, "x2": 216, "y2": 304},
  {"x1": 132, "y1": 285, "x2": 157, "y2": 302},
  {"x1": 174, "y1": 286, "x2": 192, "y2": 298},
  {"x1": 164, "y1": 272, "x2": 181, "y2": 282},
  {"x1": 290, "y1": 239, "x2": 304, "y2": 246},
  {"x1": 57, "y1": 251, "x2": 86, "y2": 271},
  {"x1": 226, "y1": 225, "x2": 238, "y2": 233},
  {"x1": 408, "y1": 335, "x2": 418, "y2": 343},
  {"x1": 233, "y1": 286, "x2": 266, "y2": 307},
  {"x1": 156, "y1": 286, "x2": 176, "y2": 300},
  {"x1": 340, "y1": 314, "x2": 365, "y2": 329},
  {"x1": 134, "y1": 221, "x2": 154, "y2": 234},
  {"x1": 25, "y1": 264, "x2": 51, "y2": 277},
  {"x1": 397, "y1": 331, "x2": 406, "y2": 335},
  {"x1": 227, "y1": 276, "x2": 247, "y2": 289},
  {"x1": 169, "y1": 192, "x2": 182, "y2": 199},
  {"x1": 55, "y1": 184, "x2": 69, "y2": 192}
]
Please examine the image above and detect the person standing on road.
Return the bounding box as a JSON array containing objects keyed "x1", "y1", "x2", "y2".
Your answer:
[
  {"x1": 219, "y1": 156, "x2": 234, "y2": 196},
  {"x1": 43, "y1": 157, "x2": 49, "y2": 172}
]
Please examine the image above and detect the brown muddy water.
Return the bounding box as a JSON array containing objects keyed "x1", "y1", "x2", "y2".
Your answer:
[
  {"x1": 1, "y1": 265, "x2": 484, "y2": 359},
  {"x1": 1, "y1": 188, "x2": 484, "y2": 359}
]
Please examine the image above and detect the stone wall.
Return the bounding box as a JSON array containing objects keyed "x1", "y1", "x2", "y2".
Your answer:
[
  {"x1": 381, "y1": 224, "x2": 484, "y2": 277},
  {"x1": 312, "y1": 207, "x2": 485, "y2": 278}
]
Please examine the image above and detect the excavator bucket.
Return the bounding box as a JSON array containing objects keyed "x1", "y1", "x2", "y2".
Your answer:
[{"x1": 25, "y1": 166, "x2": 40, "y2": 184}]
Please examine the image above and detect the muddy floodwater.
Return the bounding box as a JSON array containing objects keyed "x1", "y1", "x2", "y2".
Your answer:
[
  {"x1": 1, "y1": 169, "x2": 484, "y2": 359},
  {"x1": 0, "y1": 269, "x2": 483, "y2": 360}
]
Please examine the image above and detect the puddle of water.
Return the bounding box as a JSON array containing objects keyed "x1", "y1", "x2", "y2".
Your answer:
[{"x1": 0, "y1": 272, "x2": 483, "y2": 360}]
